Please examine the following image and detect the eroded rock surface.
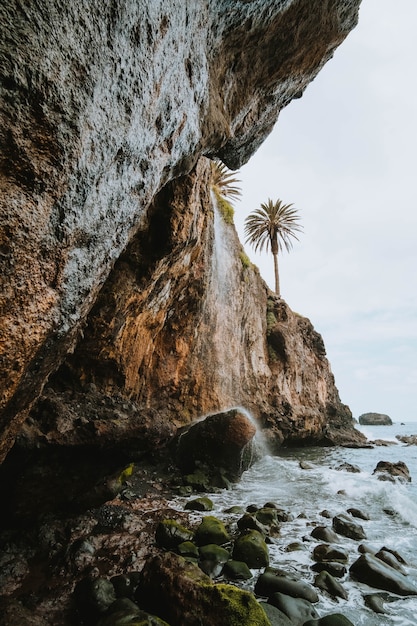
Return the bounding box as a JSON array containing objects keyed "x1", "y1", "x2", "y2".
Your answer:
[{"x1": 1, "y1": 0, "x2": 362, "y2": 460}]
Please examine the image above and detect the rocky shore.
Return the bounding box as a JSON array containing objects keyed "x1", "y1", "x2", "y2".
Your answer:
[{"x1": 0, "y1": 418, "x2": 415, "y2": 626}]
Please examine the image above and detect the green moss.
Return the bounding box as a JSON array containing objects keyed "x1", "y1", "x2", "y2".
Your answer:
[
  {"x1": 239, "y1": 250, "x2": 252, "y2": 269},
  {"x1": 117, "y1": 463, "x2": 134, "y2": 484},
  {"x1": 215, "y1": 193, "x2": 235, "y2": 224},
  {"x1": 267, "y1": 345, "x2": 279, "y2": 363},
  {"x1": 266, "y1": 311, "x2": 277, "y2": 333},
  {"x1": 202, "y1": 583, "x2": 271, "y2": 626}
]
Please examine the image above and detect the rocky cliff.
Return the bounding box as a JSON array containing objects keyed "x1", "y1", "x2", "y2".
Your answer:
[{"x1": 0, "y1": 0, "x2": 363, "y2": 461}]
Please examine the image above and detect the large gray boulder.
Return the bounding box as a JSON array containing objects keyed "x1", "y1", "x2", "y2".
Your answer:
[
  {"x1": 358, "y1": 413, "x2": 392, "y2": 426},
  {"x1": 349, "y1": 553, "x2": 417, "y2": 596}
]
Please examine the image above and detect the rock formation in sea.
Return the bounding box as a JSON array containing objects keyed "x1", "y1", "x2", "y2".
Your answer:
[
  {"x1": 358, "y1": 413, "x2": 393, "y2": 426},
  {"x1": 0, "y1": 0, "x2": 364, "y2": 462}
]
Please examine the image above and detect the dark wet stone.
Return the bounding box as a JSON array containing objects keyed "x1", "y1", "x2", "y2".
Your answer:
[
  {"x1": 372, "y1": 460, "x2": 411, "y2": 483},
  {"x1": 364, "y1": 593, "x2": 387, "y2": 614},
  {"x1": 111, "y1": 574, "x2": 140, "y2": 600},
  {"x1": 259, "y1": 601, "x2": 293, "y2": 626},
  {"x1": 319, "y1": 510, "x2": 333, "y2": 518},
  {"x1": 184, "y1": 496, "x2": 214, "y2": 511},
  {"x1": 75, "y1": 577, "x2": 117, "y2": 620},
  {"x1": 232, "y1": 530, "x2": 269, "y2": 568},
  {"x1": 311, "y1": 526, "x2": 339, "y2": 543},
  {"x1": 311, "y1": 562, "x2": 347, "y2": 578},
  {"x1": 347, "y1": 507, "x2": 370, "y2": 520},
  {"x1": 332, "y1": 513, "x2": 366, "y2": 540},
  {"x1": 313, "y1": 544, "x2": 349, "y2": 563},
  {"x1": 375, "y1": 549, "x2": 407, "y2": 574},
  {"x1": 314, "y1": 570, "x2": 348, "y2": 600},
  {"x1": 380, "y1": 546, "x2": 407, "y2": 565},
  {"x1": 335, "y1": 462, "x2": 361, "y2": 473},
  {"x1": 267, "y1": 592, "x2": 319, "y2": 623},
  {"x1": 237, "y1": 512, "x2": 268, "y2": 535},
  {"x1": 350, "y1": 553, "x2": 417, "y2": 596},
  {"x1": 222, "y1": 559, "x2": 252, "y2": 581},
  {"x1": 255, "y1": 571, "x2": 319, "y2": 603},
  {"x1": 224, "y1": 505, "x2": 244, "y2": 514}
]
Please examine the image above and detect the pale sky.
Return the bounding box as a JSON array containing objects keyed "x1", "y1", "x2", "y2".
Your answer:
[{"x1": 234, "y1": 0, "x2": 417, "y2": 423}]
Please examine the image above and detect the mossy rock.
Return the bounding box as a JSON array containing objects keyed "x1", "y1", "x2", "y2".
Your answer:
[
  {"x1": 177, "y1": 541, "x2": 199, "y2": 559},
  {"x1": 222, "y1": 559, "x2": 253, "y2": 581},
  {"x1": 224, "y1": 505, "x2": 244, "y2": 514},
  {"x1": 232, "y1": 530, "x2": 269, "y2": 568},
  {"x1": 199, "y1": 544, "x2": 230, "y2": 564},
  {"x1": 194, "y1": 516, "x2": 230, "y2": 546},
  {"x1": 183, "y1": 470, "x2": 211, "y2": 491},
  {"x1": 155, "y1": 519, "x2": 193, "y2": 550},
  {"x1": 201, "y1": 583, "x2": 271, "y2": 626},
  {"x1": 185, "y1": 497, "x2": 214, "y2": 512},
  {"x1": 255, "y1": 507, "x2": 279, "y2": 526}
]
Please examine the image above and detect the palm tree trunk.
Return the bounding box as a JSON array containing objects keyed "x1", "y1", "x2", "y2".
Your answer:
[{"x1": 273, "y1": 251, "x2": 280, "y2": 296}]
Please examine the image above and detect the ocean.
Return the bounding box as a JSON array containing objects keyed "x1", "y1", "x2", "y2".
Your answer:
[{"x1": 172, "y1": 422, "x2": 417, "y2": 625}]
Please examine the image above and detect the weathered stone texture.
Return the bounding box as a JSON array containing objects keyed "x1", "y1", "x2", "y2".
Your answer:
[{"x1": 0, "y1": 0, "x2": 362, "y2": 459}]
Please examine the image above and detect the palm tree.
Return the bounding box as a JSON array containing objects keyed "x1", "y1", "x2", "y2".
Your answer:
[
  {"x1": 210, "y1": 160, "x2": 242, "y2": 204},
  {"x1": 244, "y1": 198, "x2": 302, "y2": 296}
]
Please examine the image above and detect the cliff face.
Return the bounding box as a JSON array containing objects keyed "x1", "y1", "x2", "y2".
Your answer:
[
  {"x1": 0, "y1": 0, "x2": 362, "y2": 459},
  {"x1": 25, "y1": 159, "x2": 361, "y2": 453}
]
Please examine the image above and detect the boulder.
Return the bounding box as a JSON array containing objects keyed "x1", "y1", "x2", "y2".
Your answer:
[
  {"x1": 155, "y1": 519, "x2": 193, "y2": 550},
  {"x1": 184, "y1": 497, "x2": 214, "y2": 512},
  {"x1": 254, "y1": 571, "x2": 319, "y2": 603},
  {"x1": 372, "y1": 461, "x2": 411, "y2": 483},
  {"x1": 358, "y1": 413, "x2": 392, "y2": 425},
  {"x1": 396, "y1": 434, "x2": 417, "y2": 445},
  {"x1": 222, "y1": 560, "x2": 253, "y2": 581},
  {"x1": 136, "y1": 552, "x2": 271, "y2": 626},
  {"x1": 364, "y1": 594, "x2": 387, "y2": 614},
  {"x1": 349, "y1": 553, "x2": 417, "y2": 596},
  {"x1": 311, "y1": 526, "x2": 339, "y2": 543},
  {"x1": 232, "y1": 530, "x2": 270, "y2": 568},
  {"x1": 314, "y1": 570, "x2": 348, "y2": 600},
  {"x1": 259, "y1": 602, "x2": 293, "y2": 626},
  {"x1": 332, "y1": 513, "x2": 366, "y2": 540},
  {"x1": 176, "y1": 409, "x2": 258, "y2": 482},
  {"x1": 198, "y1": 544, "x2": 230, "y2": 578},
  {"x1": 375, "y1": 549, "x2": 407, "y2": 574},
  {"x1": 267, "y1": 592, "x2": 319, "y2": 623},
  {"x1": 312, "y1": 544, "x2": 349, "y2": 564},
  {"x1": 194, "y1": 516, "x2": 230, "y2": 546},
  {"x1": 311, "y1": 562, "x2": 347, "y2": 578},
  {"x1": 335, "y1": 462, "x2": 360, "y2": 473},
  {"x1": 346, "y1": 508, "x2": 369, "y2": 520}
]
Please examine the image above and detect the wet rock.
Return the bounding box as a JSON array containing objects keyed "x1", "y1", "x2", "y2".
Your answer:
[
  {"x1": 346, "y1": 507, "x2": 369, "y2": 520},
  {"x1": 224, "y1": 505, "x2": 244, "y2": 514},
  {"x1": 237, "y1": 512, "x2": 269, "y2": 535},
  {"x1": 110, "y1": 573, "x2": 141, "y2": 600},
  {"x1": 136, "y1": 552, "x2": 270, "y2": 626},
  {"x1": 335, "y1": 462, "x2": 360, "y2": 473},
  {"x1": 319, "y1": 510, "x2": 333, "y2": 519},
  {"x1": 311, "y1": 562, "x2": 347, "y2": 578},
  {"x1": 332, "y1": 513, "x2": 366, "y2": 540},
  {"x1": 396, "y1": 434, "x2": 417, "y2": 445},
  {"x1": 222, "y1": 559, "x2": 253, "y2": 581},
  {"x1": 176, "y1": 409, "x2": 257, "y2": 482},
  {"x1": 184, "y1": 496, "x2": 213, "y2": 512},
  {"x1": 176, "y1": 541, "x2": 199, "y2": 559},
  {"x1": 349, "y1": 553, "x2": 417, "y2": 596},
  {"x1": 198, "y1": 544, "x2": 230, "y2": 578},
  {"x1": 259, "y1": 601, "x2": 293, "y2": 626},
  {"x1": 380, "y1": 546, "x2": 407, "y2": 564},
  {"x1": 311, "y1": 526, "x2": 339, "y2": 543},
  {"x1": 232, "y1": 530, "x2": 270, "y2": 568},
  {"x1": 372, "y1": 460, "x2": 411, "y2": 482},
  {"x1": 375, "y1": 549, "x2": 407, "y2": 574},
  {"x1": 267, "y1": 592, "x2": 319, "y2": 623},
  {"x1": 155, "y1": 519, "x2": 193, "y2": 550},
  {"x1": 364, "y1": 593, "x2": 388, "y2": 614},
  {"x1": 313, "y1": 544, "x2": 349, "y2": 563},
  {"x1": 194, "y1": 516, "x2": 230, "y2": 546},
  {"x1": 255, "y1": 571, "x2": 319, "y2": 603},
  {"x1": 314, "y1": 570, "x2": 348, "y2": 600}
]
